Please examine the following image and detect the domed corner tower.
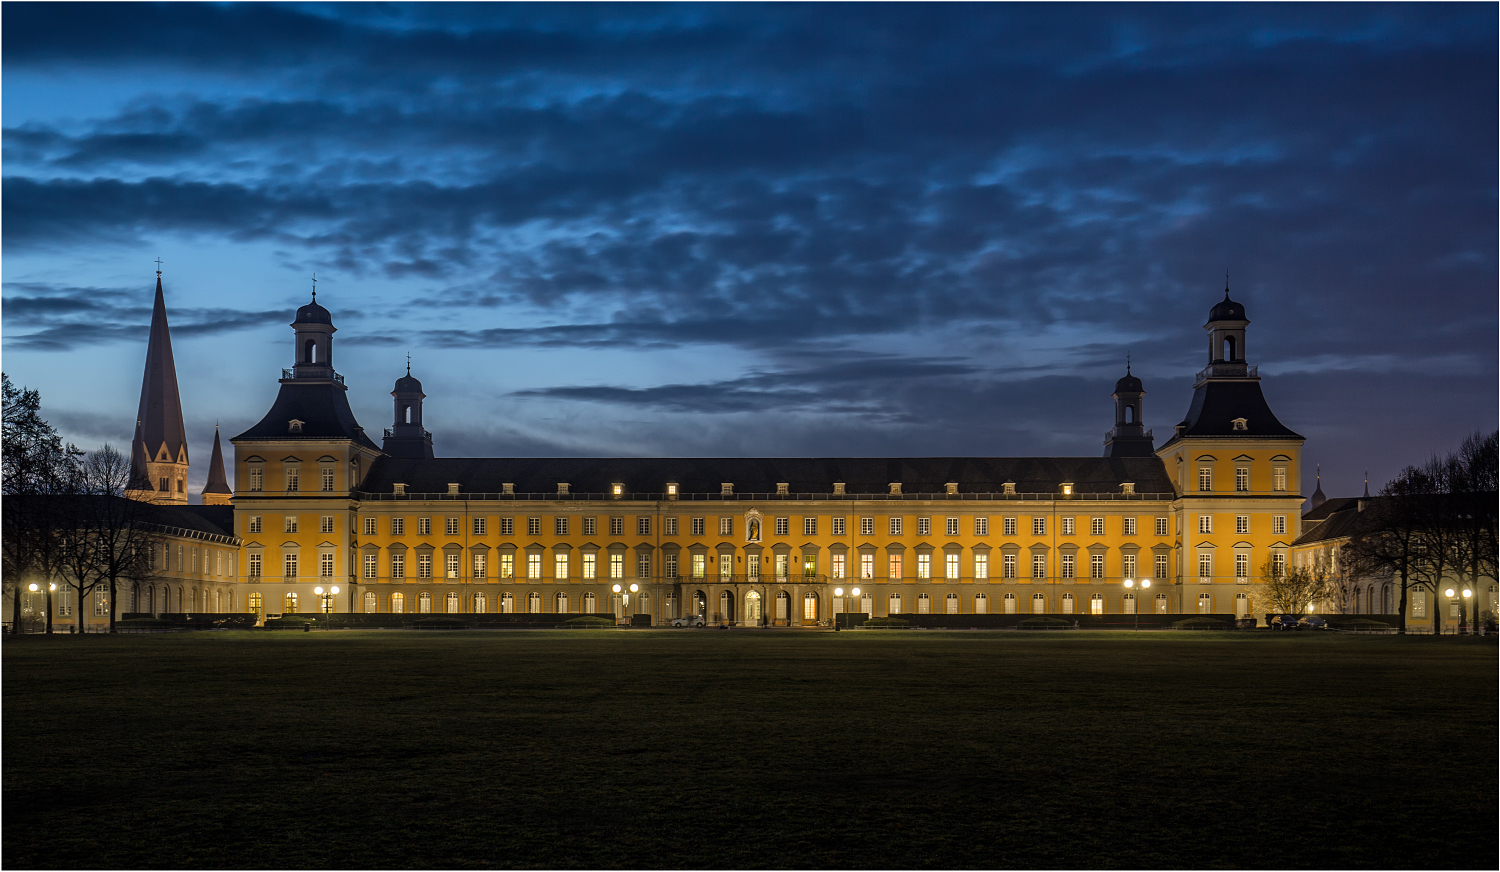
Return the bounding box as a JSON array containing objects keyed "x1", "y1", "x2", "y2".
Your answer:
[
  {"x1": 1103, "y1": 363, "x2": 1155, "y2": 458},
  {"x1": 1155, "y1": 282, "x2": 1308, "y2": 611},
  {"x1": 382, "y1": 363, "x2": 435, "y2": 459},
  {"x1": 231, "y1": 289, "x2": 385, "y2": 505}
]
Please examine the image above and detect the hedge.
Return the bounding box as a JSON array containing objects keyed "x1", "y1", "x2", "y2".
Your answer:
[
  {"x1": 559, "y1": 616, "x2": 616, "y2": 629},
  {"x1": 862, "y1": 616, "x2": 910, "y2": 629},
  {"x1": 1018, "y1": 616, "x2": 1071, "y2": 630},
  {"x1": 874, "y1": 613, "x2": 1237, "y2": 630},
  {"x1": 1172, "y1": 616, "x2": 1229, "y2": 630},
  {"x1": 412, "y1": 618, "x2": 467, "y2": 630}
]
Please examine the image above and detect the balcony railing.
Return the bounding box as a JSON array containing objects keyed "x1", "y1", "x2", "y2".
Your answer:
[
  {"x1": 282, "y1": 368, "x2": 344, "y2": 385},
  {"x1": 1103, "y1": 427, "x2": 1154, "y2": 442},
  {"x1": 1194, "y1": 363, "x2": 1257, "y2": 384},
  {"x1": 351, "y1": 490, "x2": 1176, "y2": 502},
  {"x1": 383, "y1": 428, "x2": 433, "y2": 440}
]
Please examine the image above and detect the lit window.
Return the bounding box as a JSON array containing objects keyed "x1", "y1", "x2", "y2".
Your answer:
[
  {"x1": 802, "y1": 555, "x2": 816, "y2": 577},
  {"x1": 692, "y1": 553, "x2": 706, "y2": 578},
  {"x1": 974, "y1": 554, "x2": 988, "y2": 579},
  {"x1": 917, "y1": 554, "x2": 931, "y2": 579},
  {"x1": 888, "y1": 554, "x2": 903, "y2": 579},
  {"x1": 860, "y1": 554, "x2": 874, "y2": 579},
  {"x1": 391, "y1": 592, "x2": 405, "y2": 613},
  {"x1": 582, "y1": 553, "x2": 596, "y2": 579},
  {"x1": 1235, "y1": 467, "x2": 1249, "y2": 492},
  {"x1": 528, "y1": 554, "x2": 542, "y2": 579},
  {"x1": 499, "y1": 554, "x2": 514, "y2": 578},
  {"x1": 554, "y1": 553, "x2": 569, "y2": 580},
  {"x1": 1198, "y1": 467, "x2": 1212, "y2": 492},
  {"x1": 803, "y1": 592, "x2": 819, "y2": 621},
  {"x1": 831, "y1": 517, "x2": 845, "y2": 536},
  {"x1": 610, "y1": 554, "x2": 623, "y2": 579},
  {"x1": 1236, "y1": 515, "x2": 1249, "y2": 535},
  {"x1": 283, "y1": 591, "x2": 299, "y2": 614},
  {"x1": 945, "y1": 553, "x2": 959, "y2": 580},
  {"x1": 1091, "y1": 593, "x2": 1104, "y2": 615},
  {"x1": 1273, "y1": 467, "x2": 1287, "y2": 492},
  {"x1": 1091, "y1": 518, "x2": 1105, "y2": 536}
]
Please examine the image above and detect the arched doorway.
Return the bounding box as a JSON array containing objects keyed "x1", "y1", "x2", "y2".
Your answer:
[
  {"x1": 695, "y1": 590, "x2": 707, "y2": 617},
  {"x1": 802, "y1": 591, "x2": 819, "y2": 625},
  {"x1": 745, "y1": 589, "x2": 763, "y2": 625},
  {"x1": 775, "y1": 591, "x2": 790, "y2": 625},
  {"x1": 719, "y1": 590, "x2": 735, "y2": 623}
]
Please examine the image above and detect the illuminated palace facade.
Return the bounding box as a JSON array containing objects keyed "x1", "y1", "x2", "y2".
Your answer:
[{"x1": 191, "y1": 285, "x2": 1310, "y2": 626}]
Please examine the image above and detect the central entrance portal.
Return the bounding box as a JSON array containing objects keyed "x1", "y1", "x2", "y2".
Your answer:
[
  {"x1": 719, "y1": 590, "x2": 735, "y2": 624},
  {"x1": 745, "y1": 589, "x2": 762, "y2": 625}
]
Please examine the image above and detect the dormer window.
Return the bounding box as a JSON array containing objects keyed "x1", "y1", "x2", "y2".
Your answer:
[
  {"x1": 721, "y1": 482, "x2": 734, "y2": 496},
  {"x1": 889, "y1": 483, "x2": 902, "y2": 496},
  {"x1": 1060, "y1": 482, "x2": 1074, "y2": 497},
  {"x1": 666, "y1": 483, "x2": 678, "y2": 498},
  {"x1": 503, "y1": 483, "x2": 515, "y2": 495},
  {"x1": 777, "y1": 482, "x2": 789, "y2": 495},
  {"x1": 1121, "y1": 482, "x2": 1135, "y2": 495},
  {"x1": 288, "y1": 419, "x2": 304, "y2": 433},
  {"x1": 558, "y1": 482, "x2": 570, "y2": 496},
  {"x1": 1002, "y1": 482, "x2": 1016, "y2": 495},
  {"x1": 393, "y1": 483, "x2": 407, "y2": 496},
  {"x1": 833, "y1": 482, "x2": 846, "y2": 496},
  {"x1": 448, "y1": 483, "x2": 461, "y2": 496},
  {"x1": 1231, "y1": 417, "x2": 1248, "y2": 431},
  {"x1": 945, "y1": 482, "x2": 959, "y2": 495},
  {"x1": 612, "y1": 483, "x2": 624, "y2": 498}
]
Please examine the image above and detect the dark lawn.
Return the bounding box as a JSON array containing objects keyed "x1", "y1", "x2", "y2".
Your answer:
[{"x1": 3, "y1": 630, "x2": 1495, "y2": 870}]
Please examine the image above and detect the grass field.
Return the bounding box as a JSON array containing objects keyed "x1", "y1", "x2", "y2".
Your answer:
[{"x1": 4, "y1": 630, "x2": 1495, "y2": 870}]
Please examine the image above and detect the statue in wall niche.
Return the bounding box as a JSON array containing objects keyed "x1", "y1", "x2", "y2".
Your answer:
[{"x1": 744, "y1": 509, "x2": 764, "y2": 544}]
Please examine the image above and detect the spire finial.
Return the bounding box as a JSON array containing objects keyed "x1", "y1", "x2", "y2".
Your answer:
[
  {"x1": 311, "y1": 272, "x2": 317, "y2": 303},
  {"x1": 155, "y1": 257, "x2": 164, "y2": 277},
  {"x1": 1364, "y1": 470, "x2": 1369, "y2": 498},
  {"x1": 406, "y1": 352, "x2": 411, "y2": 376},
  {"x1": 1224, "y1": 270, "x2": 1230, "y2": 298},
  {"x1": 1126, "y1": 352, "x2": 1131, "y2": 376},
  {"x1": 1316, "y1": 464, "x2": 1321, "y2": 481}
]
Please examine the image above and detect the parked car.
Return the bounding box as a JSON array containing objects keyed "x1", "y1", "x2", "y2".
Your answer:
[
  {"x1": 1269, "y1": 614, "x2": 1302, "y2": 630},
  {"x1": 1298, "y1": 616, "x2": 1329, "y2": 631},
  {"x1": 671, "y1": 615, "x2": 705, "y2": 628}
]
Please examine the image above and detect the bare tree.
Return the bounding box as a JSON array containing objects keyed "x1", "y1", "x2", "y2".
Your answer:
[
  {"x1": 1345, "y1": 468, "x2": 1431, "y2": 635},
  {"x1": 1260, "y1": 555, "x2": 1334, "y2": 615},
  {"x1": 1449, "y1": 431, "x2": 1498, "y2": 634},
  {"x1": 77, "y1": 446, "x2": 162, "y2": 633},
  {"x1": 1, "y1": 373, "x2": 76, "y2": 634}
]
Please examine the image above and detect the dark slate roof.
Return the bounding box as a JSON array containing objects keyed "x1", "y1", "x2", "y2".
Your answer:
[
  {"x1": 360, "y1": 455, "x2": 1176, "y2": 496},
  {"x1": 1114, "y1": 372, "x2": 1143, "y2": 393},
  {"x1": 156, "y1": 504, "x2": 236, "y2": 538},
  {"x1": 202, "y1": 427, "x2": 232, "y2": 495},
  {"x1": 233, "y1": 381, "x2": 380, "y2": 450},
  {"x1": 394, "y1": 373, "x2": 424, "y2": 394},
  {"x1": 133, "y1": 275, "x2": 188, "y2": 470},
  {"x1": 1301, "y1": 496, "x2": 1361, "y2": 523},
  {"x1": 295, "y1": 295, "x2": 332, "y2": 325},
  {"x1": 1163, "y1": 379, "x2": 1303, "y2": 444},
  {"x1": 1294, "y1": 498, "x2": 1376, "y2": 546},
  {"x1": 1208, "y1": 292, "x2": 1247, "y2": 323}
]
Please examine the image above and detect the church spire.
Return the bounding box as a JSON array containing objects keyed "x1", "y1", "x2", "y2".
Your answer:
[
  {"x1": 201, "y1": 424, "x2": 232, "y2": 505},
  {"x1": 1310, "y1": 464, "x2": 1327, "y2": 509},
  {"x1": 128, "y1": 268, "x2": 189, "y2": 504}
]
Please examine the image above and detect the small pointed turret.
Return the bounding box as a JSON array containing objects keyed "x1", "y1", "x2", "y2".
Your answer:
[
  {"x1": 1363, "y1": 470, "x2": 1370, "y2": 499},
  {"x1": 201, "y1": 424, "x2": 232, "y2": 505},
  {"x1": 1310, "y1": 464, "x2": 1327, "y2": 509},
  {"x1": 128, "y1": 269, "x2": 189, "y2": 504}
]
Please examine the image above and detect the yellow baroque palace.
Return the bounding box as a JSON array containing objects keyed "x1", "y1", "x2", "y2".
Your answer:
[{"x1": 36, "y1": 277, "x2": 1352, "y2": 629}]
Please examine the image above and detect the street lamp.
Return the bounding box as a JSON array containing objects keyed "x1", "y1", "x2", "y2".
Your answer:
[
  {"x1": 612, "y1": 583, "x2": 639, "y2": 623},
  {"x1": 27, "y1": 583, "x2": 39, "y2": 634},
  {"x1": 1123, "y1": 578, "x2": 1151, "y2": 631},
  {"x1": 314, "y1": 585, "x2": 340, "y2": 628},
  {"x1": 1444, "y1": 586, "x2": 1473, "y2": 634},
  {"x1": 832, "y1": 586, "x2": 861, "y2": 630}
]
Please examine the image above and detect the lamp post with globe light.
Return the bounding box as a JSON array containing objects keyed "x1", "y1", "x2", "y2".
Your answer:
[
  {"x1": 832, "y1": 586, "x2": 861, "y2": 630},
  {"x1": 1123, "y1": 578, "x2": 1151, "y2": 631},
  {"x1": 314, "y1": 585, "x2": 340, "y2": 629},
  {"x1": 612, "y1": 582, "x2": 638, "y2": 624},
  {"x1": 1444, "y1": 586, "x2": 1473, "y2": 635}
]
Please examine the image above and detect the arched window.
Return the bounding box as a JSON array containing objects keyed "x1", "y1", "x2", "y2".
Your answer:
[
  {"x1": 555, "y1": 592, "x2": 569, "y2": 614},
  {"x1": 1223, "y1": 335, "x2": 1236, "y2": 361},
  {"x1": 1003, "y1": 592, "x2": 1017, "y2": 614},
  {"x1": 224, "y1": 591, "x2": 234, "y2": 612},
  {"x1": 283, "y1": 592, "x2": 299, "y2": 614},
  {"x1": 1061, "y1": 592, "x2": 1074, "y2": 614},
  {"x1": 418, "y1": 591, "x2": 432, "y2": 613},
  {"x1": 1382, "y1": 584, "x2": 1391, "y2": 614},
  {"x1": 1123, "y1": 592, "x2": 1136, "y2": 614},
  {"x1": 1155, "y1": 592, "x2": 1168, "y2": 613},
  {"x1": 1125, "y1": 405, "x2": 1135, "y2": 424},
  {"x1": 946, "y1": 592, "x2": 960, "y2": 614},
  {"x1": 527, "y1": 591, "x2": 541, "y2": 613},
  {"x1": 889, "y1": 593, "x2": 903, "y2": 615},
  {"x1": 583, "y1": 592, "x2": 596, "y2": 613},
  {"x1": 248, "y1": 592, "x2": 263, "y2": 621},
  {"x1": 391, "y1": 592, "x2": 405, "y2": 613},
  {"x1": 403, "y1": 405, "x2": 411, "y2": 424},
  {"x1": 975, "y1": 593, "x2": 988, "y2": 614},
  {"x1": 446, "y1": 591, "x2": 460, "y2": 614},
  {"x1": 1235, "y1": 592, "x2": 1248, "y2": 617},
  {"x1": 719, "y1": 590, "x2": 734, "y2": 622},
  {"x1": 213, "y1": 589, "x2": 221, "y2": 612},
  {"x1": 745, "y1": 589, "x2": 762, "y2": 622},
  {"x1": 473, "y1": 592, "x2": 487, "y2": 613},
  {"x1": 917, "y1": 592, "x2": 931, "y2": 614},
  {"x1": 500, "y1": 592, "x2": 514, "y2": 614},
  {"x1": 1198, "y1": 592, "x2": 1213, "y2": 614},
  {"x1": 1032, "y1": 593, "x2": 1046, "y2": 614},
  {"x1": 363, "y1": 590, "x2": 377, "y2": 613},
  {"x1": 802, "y1": 592, "x2": 819, "y2": 621},
  {"x1": 305, "y1": 339, "x2": 317, "y2": 363},
  {"x1": 1090, "y1": 592, "x2": 1104, "y2": 615},
  {"x1": 861, "y1": 592, "x2": 873, "y2": 616}
]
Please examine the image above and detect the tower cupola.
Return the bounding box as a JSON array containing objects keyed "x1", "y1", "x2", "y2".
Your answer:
[
  {"x1": 1205, "y1": 280, "x2": 1250, "y2": 376},
  {"x1": 1104, "y1": 360, "x2": 1154, "y2": 457},
  {"x1": 382, "y1": 360, "x2": 435, "y2": 459},
  {"x1": 290, "y1": 286, "x2": 337, "y2": 380}
]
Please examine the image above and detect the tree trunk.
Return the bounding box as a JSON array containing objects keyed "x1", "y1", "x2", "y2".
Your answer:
[
  {"x1": 1396, "y1": 571, "x2": 1408, "y2": 635},
  {"x1": 45, "y1": 584, "x2": 53, "y2": 635},
  {"x1": 9, "y1": 584, "x2": 21, "y2": 635},
  {"x1": 108, "y1": 576, "x2": 118, "y2": 634}
]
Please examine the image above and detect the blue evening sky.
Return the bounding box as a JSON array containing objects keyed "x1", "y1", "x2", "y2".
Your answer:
[{"x1": 3, "y1": 3, "x2": 1495, "y2": 501}]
